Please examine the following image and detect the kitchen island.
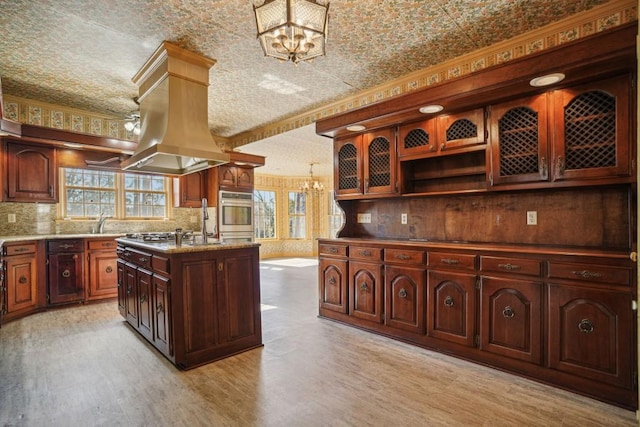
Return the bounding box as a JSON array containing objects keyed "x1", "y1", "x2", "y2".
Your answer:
[{"x1": 116, "y1": 237, "x2": 262, "y2": 369}]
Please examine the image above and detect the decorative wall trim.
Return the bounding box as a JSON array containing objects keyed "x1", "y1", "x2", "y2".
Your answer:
[{"x1": 227, "y1": 0, "x2": 637, "y2": 149}]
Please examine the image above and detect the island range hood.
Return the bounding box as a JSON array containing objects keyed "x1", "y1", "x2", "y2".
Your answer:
[{"x1": 121, "y1": 41, "x2": 229, "y2": 175}]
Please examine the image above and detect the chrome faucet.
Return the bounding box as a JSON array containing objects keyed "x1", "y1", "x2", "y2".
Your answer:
[
  {"x1": 202, "y1": 198, "x2": 209, "y2": 244},
  {"x1": 95, "y1": 212, "x2": 111, "y2": 234}
]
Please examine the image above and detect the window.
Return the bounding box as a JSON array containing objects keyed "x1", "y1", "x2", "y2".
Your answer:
[
  {"x1": 254, "y1": 190, "x2": 276, "y2": 239},
  {"x1": 288, "y1": 191, "x2": 306, "y2": 239},
  {"x1": 62, "y1": 168, "x2": 168, "y2": 219}
]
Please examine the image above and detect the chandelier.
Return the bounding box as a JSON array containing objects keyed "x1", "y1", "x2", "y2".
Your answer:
[
  {"x1": 254, "y1": 0, "x2": 329, "y2": 65},
  {"x1": 123, "y1": 112, "x2": 141, "y2": 136},
  {"x1": 300, "y1": 163, "x2": 324, "y2": 194}
]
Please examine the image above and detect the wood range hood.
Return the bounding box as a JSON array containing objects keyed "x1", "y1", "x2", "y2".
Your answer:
[{"x1": 121, "y1": 41, "x2": 230, "y2": 176}]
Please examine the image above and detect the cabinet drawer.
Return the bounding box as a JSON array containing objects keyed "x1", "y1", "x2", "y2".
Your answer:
[
  {"x1": 384, "y1": 248, "x2": 425, "y2": 265},
  {"x1": 119, "y1": 247, "x2": 152, "y2": 269},
  {"x1": 349, "y1": 246, "x2": 382, "y2": 261},
  {"x1": 319, "y1": 244, "x2": 347, "y2": 257},
  {"x1": 152, "y1": 254, "x2": 170, "y2": 276},
  {"x1": 3, "y1": 242, "x2": 37, "y2": 256},
  {"x1": 428, "y1": 252, "x2": 476, "y2": 271},
  {"x1": 47, "y1": 239, "x2": 83, "y2": 253},
  {"x1": 547, "y1": 262, "x2": 632, "y2": 286},
  {"x1": 480, "y1": 256, "x2": 542, "y2": 277},
  {"x1": 88, "y1": 239, "x2": 117, "y2": 250}
]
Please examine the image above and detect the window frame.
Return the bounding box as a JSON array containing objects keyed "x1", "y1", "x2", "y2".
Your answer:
[
  {"x1": 287, "y1": 190, "x2": 307, "y2": 239},
  {"x1": 253, "y1": 189, "x2": 277, "y2": 240}
]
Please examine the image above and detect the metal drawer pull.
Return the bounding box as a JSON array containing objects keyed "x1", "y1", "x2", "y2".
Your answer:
[
  {"x1": 140, "y1": 293, "x2": 147, "y2": 303},
  {"x1": 360, "y1": 283, "x2": 368, "y2": 292},
  {"x1": 328, "y1": 247, "x2": 338, "y2": 254},
  {"x1": 578, "y1": 318, "x2": 594, "y2": 334},
  {"x1": 138, "y1": 257, "x2": 148, "y2": 263},
  {"x1": 398, "y1": 288, "x2": 407, "y2": 299},
  {"x1": 126, "y1": 285, "x2": 132, "y2": 295},
  {"x1": 571, "y1": 270, "x2": 603, "y2": 280},
  {"x1": 395, "y1": 253, "x2": 411, "y2": 260},
  {"x1": 105, "y1": 266, "x2": 113, "y2": 273},
  {"x1": 502, "y1": 306, "x2": 515, "y2": 318},
  {"x1": 61, "y1": 269, "x2": 71, "y2": 278},
  {"x1": 328, "y1": 277, "x2": 336, "y2": 285},
  {"x1": 444, "y1": 296, "x2": 454, "y2": 307},
  {"x1": 14, "y1": 247, "x2": 29, "y2": 253},
  {"x1": 442, "y1": 258, "x2": 459, "y2": 265},
  {"x1": 60, "y1": 243, "x2": 75, "y2": 249},
  {"x1": 359, "y1": 250, "x2": 372, "y2": 256},
  {"x1": 498, "y1": 263, "x2": 520, "y2": 271},
  {"x1": 157, "y1": 303, "x2": 164, "y2": 314},
  {"x1": 18, "y1": 275, "x2": 27, "y2": 284}
]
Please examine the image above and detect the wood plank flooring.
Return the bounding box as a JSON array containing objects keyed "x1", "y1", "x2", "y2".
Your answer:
[{"x1": 1, "y1": 258, "x2": 637, "y2": 426}]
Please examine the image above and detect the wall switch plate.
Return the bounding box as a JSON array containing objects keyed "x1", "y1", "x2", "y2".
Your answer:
[
  {"x1": 357, "y1": 213, "x2": 372, "y2": 224},
  {"x1": 7, "y1": 213, "x2": 15, "y2": 223},
  {"x1": 401, "y1": 213, "x2": 407, "y2": 224},
  {"x1": 527, "y1": 211, "x2": 537, "y2": 225}
]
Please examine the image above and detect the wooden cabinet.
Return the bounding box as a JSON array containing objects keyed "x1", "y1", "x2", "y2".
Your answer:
[
  {"x1": 479, "y1": 276, "x2": 542, "y2": 364},
  {"x1": 47, "y1": 239, "x2": 84, "y2": 305},
  {"x1": 3, "y1": 242, "x2": 38, "y2": 314},
  {"x1": 117, "y1": 242, "x2": 262, "y2": 369},
  {"x1": 173, "y1": 171, "x2": 207, "y2": 207},
  {"x1": 490, "y1": 75, "x2": 632, "y2": 187},
  {"x1": 116, "y1": 259, "x2": 127, "y2": 317},
  {"x1": 385, "y1": 265, "x2": 425, "y2": 334},
  {"x1": 86, "y1": 239, "x2": 118, "y2": 301},
  {"x1": 349, "y1": 260, "x2": 383, "y2": 323},
  {"x1": 427, "y1": 270, "x2": 476, "y2": 347},
  {"x1": 218, "y1": 165, "x2": 254, "y2": 192},
  {"x1": 334, "y1": 128, "x2": 397, "y2": 199},
  {"x1": 319, "y1": 257, "x2": 348, "y2": 314},
  {"x1": 4, "y1": 141, "x2": 57, "y2": 203}
]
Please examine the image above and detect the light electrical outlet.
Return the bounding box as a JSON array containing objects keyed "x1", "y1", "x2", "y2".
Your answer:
[
  {"x1": 357, "y1": 213, "x2": 372, "y2": 224},
  {"x1": 401, "y1": 213, "x2": 407, "y2": 224},
  {"x1": 7, "y1": 213, "x2": 16, "y2": 223},
  {"x1": 527, "y1": 211, "x2": 537, "y2": 225}
]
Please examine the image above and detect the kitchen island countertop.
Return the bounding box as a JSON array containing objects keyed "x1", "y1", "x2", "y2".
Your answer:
[{"x1": 115, "y1": 237, "x2": 259, "y2": 253}]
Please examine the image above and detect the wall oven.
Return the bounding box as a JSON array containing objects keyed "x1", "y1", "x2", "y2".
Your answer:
[{"x1": 218, "y1": 190, "x2": 254, "y2": 243}]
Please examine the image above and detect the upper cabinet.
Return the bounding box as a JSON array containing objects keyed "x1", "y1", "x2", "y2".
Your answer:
[
  {"x1": 4, "y1": 141, "x2": 57, "y2": 203},
  {"x1": 218, "y1": 165, "x2": 254, "y2": 192},
  {"x1": 489, "y1": 74, "x2": 632, "y2": 187},
  {"x1": 334, "y1": 127, "x2": 397, "y2": 199},
  {"x1": 173, "y1": 171, "x2": 207, "y2": 207}
]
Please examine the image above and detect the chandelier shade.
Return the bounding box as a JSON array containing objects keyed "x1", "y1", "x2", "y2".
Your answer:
[
  {"x1": 254, "y1": 0, "x2": 329, "y2": 65},
  {"x1": 300, "y1": 163, "x2": 324, "y2": 194}
]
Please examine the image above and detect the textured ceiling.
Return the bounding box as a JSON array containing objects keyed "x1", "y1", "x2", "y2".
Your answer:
[{"x1": 0, "y1": 0, "x2": 611, "y2": 176}]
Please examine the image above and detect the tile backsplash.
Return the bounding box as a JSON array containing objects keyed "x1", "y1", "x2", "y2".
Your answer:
[{"x1": 0, "y1": 202, "x2": 201, "y2": 237}]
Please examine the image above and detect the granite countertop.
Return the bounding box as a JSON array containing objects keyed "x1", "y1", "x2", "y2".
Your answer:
[
  {"x1": 0, "y1": 233, "x2": 125, "y2": 244},
  {"x1": 115, "y1": 237, "x2": 259, "y2": 254}
]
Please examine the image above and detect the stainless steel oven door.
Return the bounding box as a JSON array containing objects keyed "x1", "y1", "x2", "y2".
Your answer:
[{"x1": 219, "y1": 191, "x2": 253, "y2": 234}]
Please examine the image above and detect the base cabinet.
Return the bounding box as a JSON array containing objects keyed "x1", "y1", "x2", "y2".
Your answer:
[
  {"x1": 117, "y1": 242, "x2": 262, "y2": 369},
  {"x1": 86, "y1": 239, "x2": 118, "y2": 301},
  {"x1": 317, "y1": 239, "x2": 637, "y2": 409}
]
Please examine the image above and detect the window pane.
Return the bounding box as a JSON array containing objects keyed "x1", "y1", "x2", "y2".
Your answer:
[
  {"x1": 288, "y1": 191, "x2": 306, "y2": 239},
  {"x1": 254, "y1": 190, "x2": 276, "y2": 239},
  {"x1": 289, "y1": 216, "x2": 306, "y2": 239},
  {"x1": 63, "y1": 169, "x2": 115, "y2": 218}
]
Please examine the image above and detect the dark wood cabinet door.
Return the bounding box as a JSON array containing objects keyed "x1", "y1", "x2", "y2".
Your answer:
[
  {"x1": 182, "y1": 256, "x2": 219, "y2": 353},
  {"x1": 479, "y1": 276, "x2": 542, "y2": 364},
  {"x1": 427, "y1": 270, "x2": 476, "y2": 347},
  {"x1": 235, "y1": 167, "x2": 254, "y2": 191},
  {"x1": 5, "y1": 142, "x2": 57, "y2": 203},
  {"x1": 489, "y1": 94, "x2": 549, "y2": 186},
  {"x1": 218, "y1": 252, "x2": 260, "y2": 344},
  {"x1": 334, "y1": 137, "x2": 363, "y2": 197},
  {"x1": 319, "y1": 257, "x2": 348, "y2": 314},
  {"x1": 136, "y1": 267, "x2": 153, "y2": 341},
  {"x1": 152, "y1": 274, "x2": 172, "y2": 357},
  {"x1": 124, "y1": 262, "x2": 138, "y2": 327},
  {"x1": 87, "y1": 251, "x2": 117, "y2": 300},
  {"x1": 385, "y1": 265, "x2": 426, "y2": 334},
  {"x1": 398, "y1": 118, "x2": 438, "y2": 158},
  {"x1": 548, "y1": 284, "x2": 633, "y2": 389},
  {"x1": 173, "y1": 171, "x2": 206, "y2": 207},
  {"x1": 47, "y1": 252, "x2": 84, "y2": 305},
  {"x1": 437, "y1": 108, "x2": 486, "y2": 152},
  {"x1": 6, "y1": 254, "x2": 37, "y2": 312},
  {"x1": 218, "y1": 165, "x2": 237, "y2": 189},
  {"x1": 349, "y1": 260, "x2": 383, "y2": 323},
  {"x1": 363, "y1": 128, "x2": 396, "y2": 195},
  {"x1": 552, "y1": 74, "x2": 631, "y2": 181},
  {"x1": 116, "y1": 259, "x2": 126, "y2": 317}
]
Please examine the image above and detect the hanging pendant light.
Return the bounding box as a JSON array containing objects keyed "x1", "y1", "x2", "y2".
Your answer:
[
  {"x1": 254, "y1": 0, "x2": 330, "y2": 65},
  {"x1": 300, "y1": 163, "x2": 324, "y2": 194}
]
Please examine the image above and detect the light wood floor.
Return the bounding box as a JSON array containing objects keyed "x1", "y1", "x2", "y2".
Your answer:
[{"x1": 1, "y1": 258, "x2": 637, "y2": 426}]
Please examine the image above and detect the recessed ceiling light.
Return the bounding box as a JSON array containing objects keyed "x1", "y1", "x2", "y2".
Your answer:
[
  {"x1": 419, "y1": 104, "x2": 444, "y2": 114},
  {"x1": 530, "y1": 73, "x2": 565, "y2": 87},
  {"x1": 346, "y1": 125, "x2": 366, "y2": 132}
]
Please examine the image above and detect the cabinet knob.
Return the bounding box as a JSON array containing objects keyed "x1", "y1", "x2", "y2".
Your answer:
[
  {"x1": 502, "y1": 306, "x2": 515, "y2": 318},
  {"x1": 398, "y1": 288, "x2": 407, "y2": 299},
  {"x1": 328, "y1": 277, "x2": 336, "y2": 285},
  {"x1": 61, "y1": 269, "x2": 71, "y2": 278},
  {"x1": 359, "y1": 283, "x2": 368, "y2": 292},
  {"x1": 578, "y1": 318, "x2": 594, "y2": 334},
  {"x1": 157, "y1": 303, "x2": 164, "y2": 314},
  {"x1": 444, "y1": 296, "x2": 454, "y2": 307},
  {"x1": 105, "y1": 266, "x2": 113, "y2": 274},
  {"x1": 498, "y1": 263, "x2": 520, "y2": 271},
  {"x1": 140, "y1": 293, "x2": 147, "y2": 303},
  {"x1": 18, "y1": 275, "x2": 27, "y2": 284}
]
